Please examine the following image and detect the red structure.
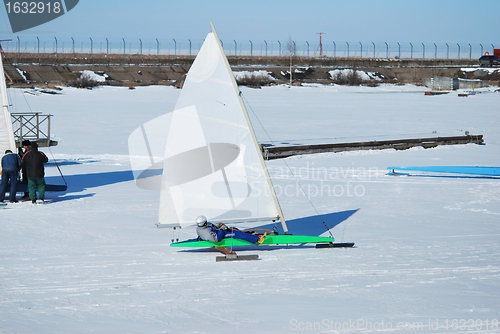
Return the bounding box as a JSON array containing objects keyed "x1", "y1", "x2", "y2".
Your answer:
[{"x1": 316, "y1": 32, "x2": 325, "y2": 56}]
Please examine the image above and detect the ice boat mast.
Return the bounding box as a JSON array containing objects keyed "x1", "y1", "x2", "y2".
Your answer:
[
  {"x1": 209, "y1": 22, "x2": 287, "y2": 233},
  {"x1": 153, "y1": 23, "x2": 288, "y2": 233}
]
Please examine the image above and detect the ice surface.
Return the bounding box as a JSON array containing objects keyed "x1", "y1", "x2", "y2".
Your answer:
[{"x1": 0, "y1": 84, "x2": 499, "y2": 333}]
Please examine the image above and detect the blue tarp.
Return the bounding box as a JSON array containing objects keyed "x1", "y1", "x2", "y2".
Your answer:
[{"x1": 387, "y1": 166, "x2": 500, "y2": 176}]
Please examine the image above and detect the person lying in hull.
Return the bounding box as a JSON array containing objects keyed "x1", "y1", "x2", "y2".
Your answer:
[{"x1": 195, "y1": 215, "x2": 266, "y2": 245}]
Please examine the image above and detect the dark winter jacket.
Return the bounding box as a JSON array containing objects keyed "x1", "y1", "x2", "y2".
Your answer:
[
  {"x1": 22, "y1": 147, "x2": 48, "y2": 179},
  {"x1": 1, "y1": 151, "x2": 22, "y2": 172}
]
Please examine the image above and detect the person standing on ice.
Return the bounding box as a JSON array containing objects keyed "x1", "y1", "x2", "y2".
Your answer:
[
  {"x1": 22, "y1": 142, "x2": 48, "y2": 204},
  {"x1": 18, "y1": 140, "x2": 31, "y2": 199},
  {"x1": 0, "y1": 150, "x2": 22, "y2": 203},
  {"x1": 195, "y1": 215, "x2": 266, "y2": 244}
]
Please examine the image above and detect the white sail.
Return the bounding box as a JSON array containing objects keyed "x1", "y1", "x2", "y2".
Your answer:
[
  {"x1": 128, "y1": 23, "x2": 286, "y2": 231},
  {"x1": 128, "y1": 113, "x2": 172, "y2": 191},
  {"x1": 0, "y1": 52, "x2": 17, "y2": 172}
]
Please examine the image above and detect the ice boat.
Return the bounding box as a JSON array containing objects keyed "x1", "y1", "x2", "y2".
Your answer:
[{"x1": 129, "y1": 23, "x2": 353, "y2": 260}]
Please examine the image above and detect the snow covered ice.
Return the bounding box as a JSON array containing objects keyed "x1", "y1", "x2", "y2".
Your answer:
[{"x1": 1, "y1": 84, "x2": 499, "y2": 333}]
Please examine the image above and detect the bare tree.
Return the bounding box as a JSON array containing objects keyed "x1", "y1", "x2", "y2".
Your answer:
[
  {"x1": 331, "y1": 69, "x2": 363, "y2": 86},
  {"x1": 71, "y1": 73, "x2": 99, "y2": 89},
  {"x1": 286, "y1": 38, "x2": 296, "y2": 86}
]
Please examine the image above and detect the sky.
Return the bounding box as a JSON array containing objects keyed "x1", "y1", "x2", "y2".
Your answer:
[{"x1": 0, "y1": 0, "x2": 499, "y2": 55}]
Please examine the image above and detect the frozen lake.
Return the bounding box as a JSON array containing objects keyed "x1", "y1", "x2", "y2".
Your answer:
[{"x1": 1, "y1": 84, "x2": 499, "y2": 333}]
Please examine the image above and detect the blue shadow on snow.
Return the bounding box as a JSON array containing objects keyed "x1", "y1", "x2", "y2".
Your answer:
[
  {"x1": 257, "y1": 209, "x2": 359, "y2": 236},
  {"x1": 48, "y1": 170, "x2": 135, "y2": 193},
  {"x1": 42, "y1": 170, "x2": 134, "y2": 202}
]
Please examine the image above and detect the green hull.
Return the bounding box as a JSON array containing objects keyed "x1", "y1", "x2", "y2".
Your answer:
[{"x1": 171, "y1": 235, "x2": 334, "y2": 248}]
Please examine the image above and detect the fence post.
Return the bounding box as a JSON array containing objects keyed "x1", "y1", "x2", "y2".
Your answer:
[
  {"x1": 47, "y1": 115, "x2": 51, "y2": 147},
  {"x1": 36, "y1": 113, "x2": 39, "y2": 139},
  {"x1": 20, "y1": 116, "x2": 23, "y2": 141}
]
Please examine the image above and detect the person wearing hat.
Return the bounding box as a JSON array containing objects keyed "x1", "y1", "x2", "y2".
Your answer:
[
  {"x1": 18, "y1": 139, "x2": 31, "y2": 199},
  {"x1": 195, "y1": 215, "x2": 266, "y2": 244},
  {"x1": 195, "y1": 215, "x2": 226, "y2": 242},
  {"x1": 21, "y1": 142, "x2": 49, "y2": 204},
  {"x1": 0, "y1": 150, "x2": 22, "y2": 203}
]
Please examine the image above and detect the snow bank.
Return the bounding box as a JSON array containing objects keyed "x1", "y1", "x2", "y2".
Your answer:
[
  {"x1": 16, "y1": 67, "x2": 28, "y2": 82},
  {"x1": 461, "y1": 67, "x2": 499, "y2": 74},
  {"x1": 233, "y1": 70, "x2": 276, "y2": 81},
  {"x1": 329, "y1": 69, "x2": 382, "y2": 81},
  {"x1": 79, "y1": 70, "x2": 108, "y2": 82}
]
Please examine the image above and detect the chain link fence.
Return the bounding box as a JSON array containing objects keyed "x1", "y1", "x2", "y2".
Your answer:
[{"x1": 1, "y1": 37, "x2": 497, "y2": 59}]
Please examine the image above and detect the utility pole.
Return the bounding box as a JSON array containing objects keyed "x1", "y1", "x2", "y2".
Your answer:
[
  {"x1": 316, "y1": 32, "x2": 325, "y2": 56},
  {"x1": 286, "y1": 39, "x2": 295, "y2": 86}
]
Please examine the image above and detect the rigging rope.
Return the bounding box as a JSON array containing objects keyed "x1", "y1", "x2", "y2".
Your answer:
[
  {"x1": 242, "y1": 228, "x2": 275, "y2": 234},
  {"x1": 340, "y1": 217, "x2": 348, "y2": 243},
  {"x1": 21, "y1": 87, "x2": 34, "y2": 113},
  {"x1": 241, "y1": 91, "x2": 334, "y2": 238},
  {"x1": 47, "y1": 145, "x2": 67, "y2": 187}
]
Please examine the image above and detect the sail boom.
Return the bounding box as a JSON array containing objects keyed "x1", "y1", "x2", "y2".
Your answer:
[{"x1": 156, "y1": 215, "x2": 280, "y2": 228}]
